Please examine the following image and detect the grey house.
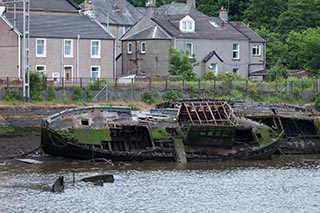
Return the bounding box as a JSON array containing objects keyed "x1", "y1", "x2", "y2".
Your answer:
[
  {"x1": 121, "y1": 0, "x2": 266, "y2": 80},
  {"x1": 0, "y1": 0, "x2": 115, "y2": 83},
  {"x1": 81, "y1": 0, "x2": 144, "y2": 77}
]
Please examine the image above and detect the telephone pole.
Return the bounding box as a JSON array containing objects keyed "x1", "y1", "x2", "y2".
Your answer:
[{"x1": 2, "y1": 0, "x2": 30, "y2": 101}]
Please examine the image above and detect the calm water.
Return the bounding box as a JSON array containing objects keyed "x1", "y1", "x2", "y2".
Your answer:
[{"x1": 1, "y1": 155, "x2": 320, "y2": 213}]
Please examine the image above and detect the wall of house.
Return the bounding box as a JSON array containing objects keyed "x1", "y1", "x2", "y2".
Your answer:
[
  {"x1": 176, "y1": 39, "x2": 251, "y2": 79},
  {"x1": 248, "y1": 42, "x2": 265, "y2": 74},
  {"x1": 122, "y1": 39, "x2": 170, "y2": 76},
  {"x1": 28, "y1": 38, "x2": 114, "y2": 80},
  {"x1": 0, "y1": 17, "x2": 20, "y2": 78}
]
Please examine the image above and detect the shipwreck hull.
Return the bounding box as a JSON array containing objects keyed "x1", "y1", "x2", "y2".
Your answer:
[{"x1": 40, "y1": 101, "x2": 284, "y2": 162}]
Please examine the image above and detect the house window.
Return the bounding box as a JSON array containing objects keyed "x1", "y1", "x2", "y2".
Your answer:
[
  {"x1": 186, "y1": 42, "x2": 193, "y2": 58},
  {"x1": 233, "y1": 68, "x2": 239, "y2": 75},
  {"x1": 140, "y1": 42, "x2": 146, "y2": 54},
  {"x1": 209, "y1": 63, "x2": 218, "y2": 75},
  {"x1": 36, "y1": 65, "x2": 46, "y2": 73},
  {"x1": 179, "y1": 15, "x2": 195, "y2": 32},
  {"x1": 36, "y1": 38, "x2": 46, "y2": 57},
  {"x1": 91, "y1": 40, "x2": 101, "y2": 58},
  {"x1": 64, "y1": 39, "x2": 73, "y2": 57},
  {"x1": 252, "y1": 44, "x2": 261, "y2": 56},
  {"x1": 91, "y1": 66, "x2": 100, "y2": 80},
  {"x1": 232, "y1": 43, "x2": 240, "y2": 60},
  {"x1": 123, "y1": 26, "x2": 129, "y2": 35},
  {"x1": 127, "y1": 42, "x2": 133, "y2": 54}
]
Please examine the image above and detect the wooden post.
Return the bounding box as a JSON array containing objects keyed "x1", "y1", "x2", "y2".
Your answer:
[
  {"x1": 245, "y1": 80, "x2": 248, "y2": 97},
  {"x1": 80, "y1": 77, "x2": 83, "y2": 88},
  {"x1": 131, "y1": 78, "x2": 134, "y2": 100},
  {"x1": 182, "y1": 80, "x2": 185, "y2": 91},
  {"x1": 149, "y1": 77, "x2": 152, "y2": 90},
  {"x1": 301, "y1": 80, "x2": 304, "y2": 95},
  {"x1": 173, "y1": 137, "x2": 187, "y2": 164},
  {"x1": 213, "y1": 79, "x2": 216, "y2": 97},
  {"x1": 6, "y1": 77, "x2": 9, "y2": 88},
  {"x1": 276, "y1": 80, "x2": 278, "y2": 92},
  {"x1": 165, "y1": 79, "x2": 168, "y2": 91},
  {"x1": 198, "y1": 79, "x2": 201, "y2": 91}
]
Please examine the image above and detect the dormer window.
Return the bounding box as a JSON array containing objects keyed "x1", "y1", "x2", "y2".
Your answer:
[{"x1": 179, "y1": 15, "x2": 195, "y2": 32}]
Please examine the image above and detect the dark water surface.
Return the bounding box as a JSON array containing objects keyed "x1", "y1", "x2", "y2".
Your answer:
[{"x1": 1, "y1": 155, "x2": 320, "y2": 213}]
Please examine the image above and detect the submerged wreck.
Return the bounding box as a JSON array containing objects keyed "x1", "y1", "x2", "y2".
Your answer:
[{"x1": 41, "y1": 100, "x2": 284, "y2": 162}]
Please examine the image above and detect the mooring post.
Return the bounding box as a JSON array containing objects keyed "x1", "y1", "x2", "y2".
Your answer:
[
  {"x1": 73, "y1": 171, "x2": 75, "y2": 186},
  {"x1": 173, "y1": 137, "x2": 187, "y2": 164}
]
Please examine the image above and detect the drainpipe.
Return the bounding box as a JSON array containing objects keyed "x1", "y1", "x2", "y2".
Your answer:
[
  {"x1": 18, "y1": 35, "x2": 21, "y2": 79},
  {"x1": 113, "y1": 38, "x2": 116, "y2": 78},
  {"x1": 77, "y1": 34, "x2": 80, "y2": 79}
]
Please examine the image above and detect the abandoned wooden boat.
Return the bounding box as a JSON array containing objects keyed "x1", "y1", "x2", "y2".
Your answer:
[
  {"x1": 41, "y1": 101, "x2": 284, "y2": 162},
  {"x1": 232, "y1": 101, "x2": 320, "y2": 154}
]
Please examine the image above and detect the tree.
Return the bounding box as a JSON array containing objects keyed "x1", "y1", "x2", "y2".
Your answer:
[
  {"x1": 277, "y1": 0, "x2": 320, "y2": 36},
  {"x1": 243, "y1": 0, "x2": 288, "y2": 30},
  {"x1": 255, "y1": 27, "x2": 287, "y2": 69},
  {"x1": 267, "y1": 59, "x2": 288, "y2": 81},
  {"x1": 285, "y1": 31, "x2": 304, "y2": 69},
  {"x1": 299, "y1": 28, "x2": 320, "y2": 76},
  {"x1": 168, "y1": 47, "x2": 199, "y2": 81}
]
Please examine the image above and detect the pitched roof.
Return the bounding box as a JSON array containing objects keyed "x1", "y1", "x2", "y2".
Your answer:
[
  {"x1": 122, "y1": 26, "x2": 171, "y2": 41},
  {"x1": 156, "y1": 2, "x2": 206, "y2": 16},
  {"x1": 152, "y1": 15, "x2": 248, "y2": 40},
  {"x1": 80, "y1": 0, "x2": 144, "y2": 26},
  {"x1": 4, "y1": 0, "x2": 80, "y2": 13},
  {"x1": 4, "y1": 12, "x2": 114, "y2": 40},
  {"x1": 229, "y1": 22, "x2": 265, "y2": 43}
]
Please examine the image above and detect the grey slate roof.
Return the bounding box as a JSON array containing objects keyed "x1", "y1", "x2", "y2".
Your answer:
[
  {"x1": 229, "y1": 22, "x2": 265, "y2": 43},
  {"x1": 4, "y1": 12, "x2": 113, "y2": 40},
  {"x1": 152, "y1": 15, "x2": 248, "y2": 40},
  {"x1": 4, "y1": 0, "x2": 80, "y2": 12},
  {"x1": 80, "y1": 0, "x2": 144, "y2": 26},
  {"x1": 156, "y1": 2, "x2": 206, "y2": 17},
  {"x1": 122, "y1": 26, "x2": 171, "y2": 41}
]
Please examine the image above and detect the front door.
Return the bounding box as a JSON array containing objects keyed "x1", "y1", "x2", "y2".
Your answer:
[{"x1": 64, "y1": 66, "x2": 72, "y2": 85}]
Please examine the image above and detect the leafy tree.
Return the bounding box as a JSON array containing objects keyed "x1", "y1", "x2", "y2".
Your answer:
[
  {"x1": 255, "y1": 27, "x2": 287, "y2": 69},
  {"x1": 277, "y1": 0, "x2": 320, "y2": 36},
  {"x1": 299, "y1": 27, "x2": 320, "y2": 76},
  {"x1": 168, "y1": 47, "x2": 199, "y2": 81},
  {"x1": 243, "y1": 0, "x2": 288, "y2": 30},
  {"x1": 267, "y1": 59, "x2": 288, "y2": 81},
  {"x1": 285, "y1": 30, "x2": 304, "y2": 69}
]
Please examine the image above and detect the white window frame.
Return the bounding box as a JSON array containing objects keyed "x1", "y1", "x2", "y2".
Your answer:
[
  {"x1": 127, "y1": 42, "x2": 133, "y2": 54},
  {"x1": 36, "y1": 38, "x2": 46, "y2": 57},
  {"x1": 252, "y1": 44, "x2": 261, "y2": 56},
  {"x1": 209, "y1": 63, "x2": 218, "y2": 75},
  {"x1": 36, "y1": 65, "x2": 46, "y2": 73},
  {"x1": 179, "y1": 15, "x2": 195, "y2": 32},
  {"x1": 64, "y1": 39, "x2": 73, "y2": 58},
  {"x1": 232, "y1": 43, "x2": 240, "y2": 60},
  {"x1": 140, "y1": 42, "x2": 146, "y2": 54},
  {"x1": 91, "y1": 66, "x2": 101, "y2": 80},
  {"x1": 185, "y1": 42, "x2": 193, "y2": 58},
  {"x1": 91, "y1": 40, "x2": 101, "y2": 58}
]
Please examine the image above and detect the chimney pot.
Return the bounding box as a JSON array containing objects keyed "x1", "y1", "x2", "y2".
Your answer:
[
  {"x1": 117, "y1": 0, "x2": 126, "y2": 14},
  {"x1": 219, "y1": 6, "x2": 228, "y2": 22}
]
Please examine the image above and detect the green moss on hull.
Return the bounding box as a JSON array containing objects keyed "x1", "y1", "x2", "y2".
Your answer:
[{"x1": 66, "y1": 128, "x2": 111, "y2": 145}]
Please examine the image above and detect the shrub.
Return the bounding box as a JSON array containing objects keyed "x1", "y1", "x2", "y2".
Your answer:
[
  {"x1": 141, "y1": 91, "x2": 158, "y2": 105},
  {"x1": 85, "y1": 86, "x2": 93, "y2": 102},
  {"x1": 71, "y1": 86, "x2": 84, "y2": 101},
  {"x1": 29, "y1": 71, "x2": 45, "y2": 101},
  {"x1": 202, "y1": 71, "x2": 216, "y2": 81},
  {"x1": 163, "y1": 89, "x2": 181, "y2": 101},
  {"x1": 47, "y1": 84, "x2": 57, "y2": 101},
  {"x1": 2, "y1": 88, "x2": 21, "y2": 101}
]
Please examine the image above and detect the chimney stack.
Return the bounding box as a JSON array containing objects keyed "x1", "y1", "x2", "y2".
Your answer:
[
  {"x1": 187, "y1": 0, "x2": 196, "y2": 8},
  {"x1": 219, "y1": 6, "x2": 228, "y2": 22},
  {"x1": 83, "y1": 0, "x2": 95, "y2": 18},
  {"x1": 146, "y1": 0, "x2": 155, "y2": 17},
  {"x1": 117, "y1": 0, "x2": 126, "y2": 14}
]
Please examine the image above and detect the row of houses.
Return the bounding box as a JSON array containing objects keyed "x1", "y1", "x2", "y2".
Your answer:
[{"x1": 0, "y1": 0, "x2": 266, "y2": 83}]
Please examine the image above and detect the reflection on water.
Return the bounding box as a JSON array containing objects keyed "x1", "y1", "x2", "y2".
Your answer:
[{"x1": 1, "y1": 155, "x2": 320, "y2": 213}]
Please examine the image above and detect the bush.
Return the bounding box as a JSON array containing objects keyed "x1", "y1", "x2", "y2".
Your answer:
[
  {"x1": 85, "y1": 86, "x2": 93, "y2": 102},
  {"x1": 2, "y1": 88, "x2": 21, "y2": 101},
  {"x1": 71, "y1": 86, "x2": 84, "y2": 101},
  {"x1": 141, "y1": 91, "x2": 158, "y2": 105},
  {"x1": 29, "y1": 71, "x2": 45, "y2": 101},
  {"x1": 163, "y1": 89, "x2": 181, "y2": 101},
  {"x1": 202, "y1": 71, "x2": 216, "y2": 81},
  {"x1": 47, "y1": 84, "x2": 56, "y2": 101}
]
